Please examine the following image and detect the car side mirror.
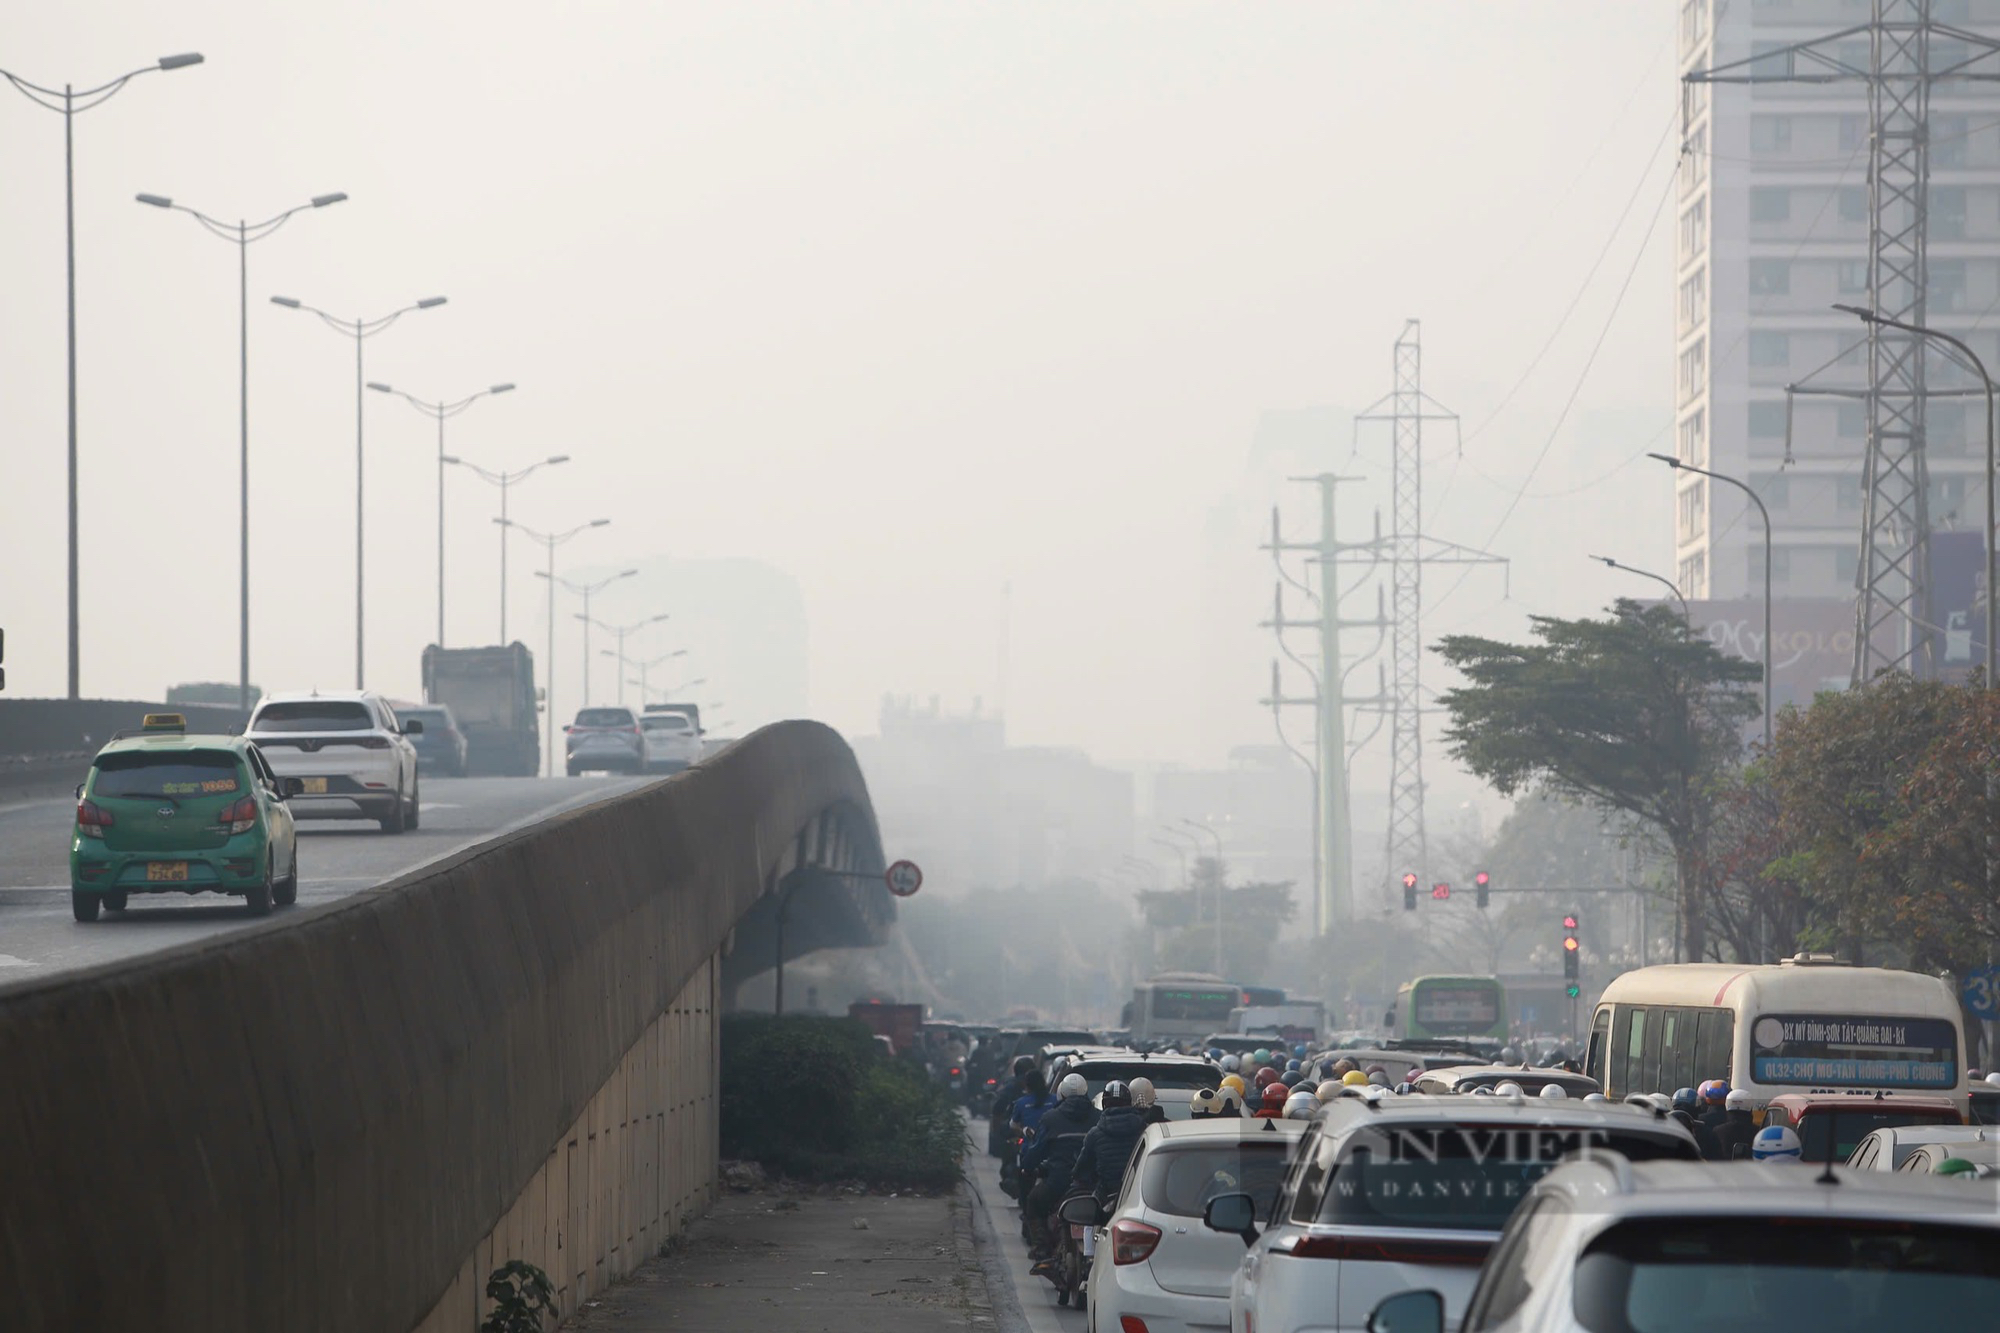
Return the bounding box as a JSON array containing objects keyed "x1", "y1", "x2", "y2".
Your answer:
[
  {"x1": 562, "y1": 724, "x2": 573, "y2": 733},
  {"x1": 402, "y1": 720, "x2": 423, "y2": 735},
  {"x1": 279, "y1": 777, "x2": 306, "y2": 799},
  {"x1": 1202, "y1": 1191, "x2": 1259, "y2": 1246},
  {"x1": 1058, "y1": 1195, "x2": 1106, "y2": 1227},
  {"x1": 1367, "y1": 1290, "x2": 1445, "y2": 1333},
  {"x1": 73, "y1": 783, "x2": 84, "y2": 800}
]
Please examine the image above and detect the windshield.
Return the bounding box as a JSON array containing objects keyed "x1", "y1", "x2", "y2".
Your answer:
[
  {"x1": 574, "y1": 708, "x2": 635, "y2": 728},
  {"x1": 1304, "y1": 1126, "x2": 1694, "y2": 1231},
  {"x1": 1573, "y1": 1216, "x2": 2000, "y2": 1333},
  {"x1": 1800, "y1": 1109, "x2": 1962, "y2": 1164},
  {"x1": 1413, "y1": 983, "x2": 1502, "y2": 1032},
  {"x1": 642, "y1": 715, "x2": 692, "y2": 732},
  {"x1": 253, "y1": 701, "x2": 374, "y2": 732},
  {"x1": 1141, "y1": 1142, "x2": 1293, "y2": 1218},
  {"x1": 92, "y1": 750, "x2": 243, "y2": 799},
  {"x1": 401, "y1": 708, "x2": 449, "y2": 728},
  {"x1": 1150, "y1": 988, "x2": 1238, "y2": 1022}
]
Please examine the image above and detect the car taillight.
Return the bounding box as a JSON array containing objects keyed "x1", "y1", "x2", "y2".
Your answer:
[
  {"x1": 1110, "y1": 1218, "x2": 1162, "y2": 1266},
  {"x1": 219, "y1": 796, "x2": 258, "y2": 835},
  {"x1": 950, "y1": 1067, "x2": 962, "y2": 1076},
  {"x1": 358, "y1": 735, "x2": 391, "y2": 749},
  {"x1": 1119, "y1": 1318, "x2": 1151, "y2": 1333},
  {"x1": 76, "y1": 799, "x2": 113, "y2": 838}
]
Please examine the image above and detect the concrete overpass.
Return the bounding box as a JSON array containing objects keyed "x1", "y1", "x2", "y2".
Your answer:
[{"x1": 0, "y1": 720, "x2": 893, "y2": 1333}]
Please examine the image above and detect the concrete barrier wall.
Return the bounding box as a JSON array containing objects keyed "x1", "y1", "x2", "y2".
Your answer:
[
  {"x1": 0, "y1": 720, "x2": 882, "y2": 1333},
  {"x1": 412, "y1": 955, "x2": 720, "y2": 1331}
]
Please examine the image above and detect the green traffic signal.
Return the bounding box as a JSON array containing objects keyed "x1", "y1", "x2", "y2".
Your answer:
[{"x1": 1565, "y1": 983, "x2": 1581, "y2": 998}]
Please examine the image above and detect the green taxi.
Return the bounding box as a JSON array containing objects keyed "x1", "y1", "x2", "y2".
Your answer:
[{"x1": 69, "y1": 714, "x2": 302, "y2": 922}]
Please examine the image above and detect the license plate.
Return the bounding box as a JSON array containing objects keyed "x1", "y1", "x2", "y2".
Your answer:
[
  {"x1": 301, "y1": 777, "x2": 328, "y2": 794},
  {"x1": 146, "y1": 862, "x2": 189, "y2": 883}
]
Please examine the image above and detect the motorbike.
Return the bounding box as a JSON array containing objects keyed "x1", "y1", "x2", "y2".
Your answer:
[{"x1": 1049, "y1": 1190, "x2": 1103, "y2": 1308}]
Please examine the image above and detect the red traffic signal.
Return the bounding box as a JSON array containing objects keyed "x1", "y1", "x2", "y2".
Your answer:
[
  {"x1": 1475, "y1": 871, "x2": 1490, "y2": 887},
  {"x1": 1403, "y1": 873, "x2": 1419, "y2": 889},
  {"x1": 1563, "y1": 914, "x2": 1579, "y2": 931},
  {"x1": 1431, "y1": 882, "x2": 1451, "y2": 900}
]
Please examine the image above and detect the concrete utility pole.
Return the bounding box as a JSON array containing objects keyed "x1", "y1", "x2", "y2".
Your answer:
[
  {"x1": 1353, "y1": 322, "x2": 1506, "y2": 909},
  {"x1": 1265, "y1": 474, "x2": 1385, "y2": 932},
  {"x1": 1688, "y1": 2, "x2": 2000, "y2": 681}
]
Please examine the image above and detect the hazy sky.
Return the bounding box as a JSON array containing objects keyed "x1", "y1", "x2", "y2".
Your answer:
[{"x1": 0, "y1": 3, "x2": 1679, "y2": 780}]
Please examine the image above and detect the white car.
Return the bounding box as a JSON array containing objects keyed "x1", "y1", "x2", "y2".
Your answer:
[
  {"x1": 1364, "y1": 1156, "x2": 2000, "y2": 1333},
  {"x1": 1207, "y1": 1096, "x2": 1699, "y2": 1333},
  {"x1": 638, "y1": 709, "x2": 703, "y2": 773},
  {"x1": 1085, "y1": 1117, "x2": 1306, "y2": 1333},
  {"x1": 1063, "y1": 1053, "x2": 1223, "y2": 1121},
  {"x1": 1845, "y1": 1122, "x2": 1998, "y2": 1170},
  {"x1": 246, "y1": 691, "x2": 422, "y2": 833}
]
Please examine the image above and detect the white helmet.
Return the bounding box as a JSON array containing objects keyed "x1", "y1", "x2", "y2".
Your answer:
[
  {"x1": 1752, "y1": 1126, "x2": 1804, "y2": 1162},
  {"x1": 1582, "y1": 1092, "x2": 1609, "y2": 1103},
  {"x1": 1539, "y1": 1083, "x2": 1568, "y2": 1099},
  {"x1": 1129, "y1": 1076, "x2": 1157, "y2": 1108},
  {"x1": 1725, "y1": 1088, "x2": 1754, "y2": 1111},
  {"x1": 1221, "y1": 1054, "x2": 1241, "y2": 1073},
  {"x1": 1986, "y1": 1072, "x2": 2000, "y2": 1087},
  {"x1": 1283, "y1": 1093, "x2": 1318, "y2": 1121},
  {"x1": 1057, "y1": 1073, "x2": 1088, "y2": 1099},
  {"x1": 1190, "y1": 1087, "x2": 1223, "y2": 1118},
  {"x1": 1315, "y1": 1079, "x2": 1342, "y2": 1102},
  {"x1": 1494, "y1": 1081, "x2": 1525, "y2": 1098}
]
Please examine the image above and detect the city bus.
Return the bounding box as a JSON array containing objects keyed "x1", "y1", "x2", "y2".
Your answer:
[
  {"x1": 1394, "y1": 974, "x2": 1508, "y2": 1041},
  {"x1": 1127, "y1": 972, "x2": 1240, "y2": 1045},
  {"x1": 1583, "y1": 957, "x2": 1967, "y2": 1110}
]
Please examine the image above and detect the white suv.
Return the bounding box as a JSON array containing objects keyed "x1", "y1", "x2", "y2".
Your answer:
[
  {"x1": 1206, "y1": 1096, "x2": 1699, "y2": 1333},
  {"x1": 638, "y1": 706, "x2": 703, "y2": 774},
  {"x1": 1366, "y1": 1155, "x2": 2000, "y2": 1333},
  {"x1": 246, "y1": 691, "x2": 422, "y2": 833}
]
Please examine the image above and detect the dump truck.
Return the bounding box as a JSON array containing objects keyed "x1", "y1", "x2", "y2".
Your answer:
[{"x1": 420, "y1": 643, "x2": 540, "y2": 777}]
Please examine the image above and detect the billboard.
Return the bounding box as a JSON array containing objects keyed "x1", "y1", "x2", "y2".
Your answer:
[{"x1": 1683, "y1": 598, "x2": 1856, "y2": 710}]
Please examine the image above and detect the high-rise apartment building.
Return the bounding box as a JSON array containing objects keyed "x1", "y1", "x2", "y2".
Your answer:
[{"x1": 1675, "y1": 0, "x2": 2000, "y2": 607}]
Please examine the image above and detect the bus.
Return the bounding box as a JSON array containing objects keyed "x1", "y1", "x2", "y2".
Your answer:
[
  {"x1": 1394, "y1": 974, "x2": 1508, "y2": 1042},
  {"x1": 1583, "y1": 957, "x2": 1966, "y2": 1110},
  {"x1": 1127, "y1": 972, "x2": 1240, "y2": 1045}
]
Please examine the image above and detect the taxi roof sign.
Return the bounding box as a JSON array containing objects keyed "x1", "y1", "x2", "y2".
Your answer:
[{"x1": 141, "y1": 713, "x2": 187, "y2": 731}]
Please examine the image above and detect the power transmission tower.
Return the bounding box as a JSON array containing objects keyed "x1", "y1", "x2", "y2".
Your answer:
[
  {"x1": 1264, "y1": 474, "x2": 1386, "y2": 933},
  {"x1": 1353, "y1": 322, "x2": 1506, "y2": 910},
  {"x1": 1688, "y1": 2, "x2": 2000, "y2": 680}
]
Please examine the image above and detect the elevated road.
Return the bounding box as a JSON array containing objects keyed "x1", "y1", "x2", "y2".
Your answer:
[{"x1": 0, "y1": 774, "x2": 650, "y2": 980}]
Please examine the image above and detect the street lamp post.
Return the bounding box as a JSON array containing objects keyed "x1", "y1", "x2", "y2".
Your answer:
[
  {"x1": 3, "y1": 52, "x2": 204, "y2": 698},
  {"x1": 1588, "y1": 554, "x2": 1690, "y2": 619},
  {"x1": 368, "y1": 381, "x2": 515, "y2": 647},
  {"x1": 576, "y1": 613, "x2": 670, "y2": 705},
  {"x1": 607, "y1": 651, "x2": 689, "y2": 707},
  {"x1": 542, "y1": 569, "x2": 638, "y2": 703},
  {"x1": 1648, "y1": 453, "x2": 1774, "y2": 750},
  {"x1": 501, "y1": 518, "x2": 610, "y2": 776},
  {"x1": 444, "y1": 455, "x2": 569, "y2": 643},
  {"x1": 271, "y1": 294, "x2": 446, "y2": 687},
  {"x1": 1835, "y1": 303, "x2": 1999, "y2": 686},
  {"x1": 137, "y1": 190, "x2": 346, "y2": 710}
]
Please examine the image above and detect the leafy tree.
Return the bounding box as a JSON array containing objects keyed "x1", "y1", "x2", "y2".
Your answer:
[{"x1": 1436, "y1": 600, "x2": 1760, "y2": 961}]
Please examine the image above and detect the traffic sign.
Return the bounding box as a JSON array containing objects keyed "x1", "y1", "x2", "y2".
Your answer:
[
  {"x1": 885, "y1": 860, "x2": 924, "y2": 897},
  {"x1": 1963, "y1": 965, "x2": 2000, "y2": 1019}
]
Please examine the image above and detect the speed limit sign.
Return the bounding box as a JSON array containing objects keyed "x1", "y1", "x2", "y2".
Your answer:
[{"x1": 885, "y1": 860, "x2": 923, "y2": 897}]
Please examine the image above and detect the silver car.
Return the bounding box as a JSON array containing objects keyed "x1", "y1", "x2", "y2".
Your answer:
[{"x1": 565, "y1": 706, "x2": 644, "y2": 776}]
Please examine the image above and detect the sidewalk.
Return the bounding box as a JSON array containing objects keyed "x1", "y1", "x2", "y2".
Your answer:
[{"x1": 563, "y1": 1168, "x2": 997, "y2": 1331}]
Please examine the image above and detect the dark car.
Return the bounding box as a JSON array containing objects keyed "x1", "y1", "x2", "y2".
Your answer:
[{"x1": 398, "y1": 704, "x2": 468, "y2": 777}]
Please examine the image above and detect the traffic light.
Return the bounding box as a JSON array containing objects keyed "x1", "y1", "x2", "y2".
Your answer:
[
  {"x1": 1402, "y1": 872, "x2": 1418, "y2": 911},
  {"x1": 1474, "y1": 870, "x2": 1490, "y2": 910},
  {"x1": 1562, "y1": 913, "x2": 1581, "y2": 990},
  {"x1": 1431, "y1": 882, "x2": 1451, "y2": 901}
]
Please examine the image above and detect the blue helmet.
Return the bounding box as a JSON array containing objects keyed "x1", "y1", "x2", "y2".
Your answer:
[
  {"x1": 1207, "y1": 1047, "x2": 1224, "y2": 1061},
  {"x1": 1281, "y1": 1070, "x2": 1303, "y2": 1087},
  {"x1": 1752, "y1": 1126, "x2": 1803, "y2": 1162},
  {"x1": 1292, "y1": 1043, "x2": 1309, "y2": 1058},
  {"x1": 1671, "y1": 1087, "x2": 1699, "y2": 1114},
  {"x1": 1286, "y1": 1059, "x2": 1302, "y2": 1073}
]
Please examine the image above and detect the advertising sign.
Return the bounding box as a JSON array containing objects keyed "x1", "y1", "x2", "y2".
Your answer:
[
  {"x1": 1749, "y1": 1013, "x2": 1959, "y2": 1090},
  {"x1": 1682, "y1": 599, "x2": 1858, "y2": 711}
]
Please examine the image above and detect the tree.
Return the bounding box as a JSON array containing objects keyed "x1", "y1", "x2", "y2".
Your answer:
[{"x1": 1436, "y1": 600, "x2": 1761, "y2": 961}]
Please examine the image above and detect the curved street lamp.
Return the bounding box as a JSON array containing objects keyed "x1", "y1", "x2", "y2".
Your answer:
[
  {"x1": 1588, "y1": 554, "x2": 1689, "y2": 619},
  {"x1": 2, "y1": 52, "x2": 205, "y2": 697},
  {"x1": 368, "y1": 380, "x2": 515, "y2": 646},
  {"x1": 545, "y1": 568, "x2": 638, "y2": 703},
  {"x1": 576, "y1": 612, "x2": 670, "y2": 706},
  {"x1": 501, "y1": 517, "x2": 610, "y2": 775},
  {"x1": 443, "y1": 453, "x2": 566, "y2": 642},
  {"x1": 271, "y1": 293, "x2": 447, "y2": 687},
  {"x1": 137, "y1": 190, "x2": 346, "y2": 707}
]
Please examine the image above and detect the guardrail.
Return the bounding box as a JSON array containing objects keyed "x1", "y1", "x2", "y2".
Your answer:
[{"x1": 0, "y1": 719, "x2": 887, "y2": 1333}]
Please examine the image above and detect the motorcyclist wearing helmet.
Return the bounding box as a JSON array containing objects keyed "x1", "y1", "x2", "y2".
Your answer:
[
  {"x1": 1697, "y1": 1079, "x2": 1731, "y2": 1133},
  {"x1": 1282, "y1": 1092, "x2": 1318, "y2": 1120},
  {"x1": 1751, "y1": 1125, "x2": 1803, "y2": 1162},
  {"x1": 1008, "y1": 1069, "x2": 1057, "y2": 1140},
  {"x1": 1715, "y1": 1089, "x2": 1758, "y2": 1161},
  {"x1": 988, "y1": 1055, "x2": 1038, "y2": 1154},
  {"x1": 1215, "y1": 1086, "x2": 1245, "y2": 1118},
  {"x1": 1020, "y1": 1072, "x2": 1101, "y2": 1258},
  {"x1": 1189, "y1": 1087, "x2": 1224, "y2": 1119},
  {"x1": 1129, "y1": 1077, "x2": 1169, "y2": 1125},
  {"x1": 1074, "y1": 1081, "x2": 1150, "y2": 1204},
  {"x1": 1251, "y1": 1080, "x2": 1288, "y2": 1119}
]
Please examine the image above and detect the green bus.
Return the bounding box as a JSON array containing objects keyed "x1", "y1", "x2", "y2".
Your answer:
[{"x1": 1396, "y1": 974, "x2": 1508, "y2": 1041}]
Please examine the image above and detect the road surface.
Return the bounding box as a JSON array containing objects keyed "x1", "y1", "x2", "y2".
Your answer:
[{"x1": 0, "y1": 774, "x2": 650, "y2": 982}]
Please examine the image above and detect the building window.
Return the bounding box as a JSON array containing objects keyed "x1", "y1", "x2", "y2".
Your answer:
[
  {"x1": 1936, "y1": 115, "x2": 1970, "y2": 169},
  {"x1": 1931, "y1": 259, "x2": 1968, "y2": 312},
  {"x1": 1838, "y1": 260, "x2": 1869, "y2": 295},
  {"x1": 1838, "y1": 186, "x2": 1868, "y2": 224},
  {"x1": 1836, "y1": 40, "x2": 1872, "y2": 74},
  {"x1": 1931, "y1": 475, "x2": 1967, "y2": 522},
  {"x1": 1932, "y1": 187, "x2": 1967, "y2": 240},
  {"x1": 1755, "y1": 547, "x2": 1792, "y2": 585},
  {"x1": 1931, "y1": 401, "x2": 1967, "y2": 452},
  {"x1": 1838, "y1": 475, "x2": 1862, "y2": 512},
  {"x1": 1750, "y1": 259, "x2": 1790, "y2": 296},
  {"x1": 1751, "y1": 187, "x2": 1790, "y2": 223},
  {"x1": 1679, "y1": 267, "x2": 1708, "y2": 330},
  {"x1": 1839, "y1": 402, "x2": 1867, "y2": 438},
  {"x1": 1749, "y1": 401, "x2": 1787, "y2": 438},
  {"x1": 1679, "y1": 552, "x2": 1708, "y2": 596},
  {"x1": 1750, "y1": 42, "x2": 1794, "y2": 80},
  {"x1": 1679, "y1": 339, "x2": 1708, "y2": 404},
  {"x1": 1752, "y1": 472, "x2": 1790, "y2": 509},
  {"x1": 1750, "y1": 332, "x2": 1790, "y2": 367},
  {"x1": 1680, "y1": 196, "x2": 1708, "y2": 263},
  {"x1": 1751, "y1": 116, "x2": 1792, "y2": 153},
  {"x1": 1838, "y1": 115, "x2": 1865, "y2": 153},
  {"x1": 1679, "y1": 480, "x2": 1707, "y2": 541},
  {"x1": 1679, "y1": 409, "x2": 1707, "y2": 465},
  {"x1": 1836, "y1": 546, "x2": 1859, "y2": 585}
]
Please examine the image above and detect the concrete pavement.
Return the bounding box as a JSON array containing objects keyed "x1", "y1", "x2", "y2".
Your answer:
[{"x1": 0, "y1": 774, "x2": 650, "y2": 981}]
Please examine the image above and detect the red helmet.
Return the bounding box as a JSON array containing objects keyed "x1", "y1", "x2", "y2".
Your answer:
[{"x1": 1254, "y1": 1067, "x2": 1282, "y2": 1089}]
